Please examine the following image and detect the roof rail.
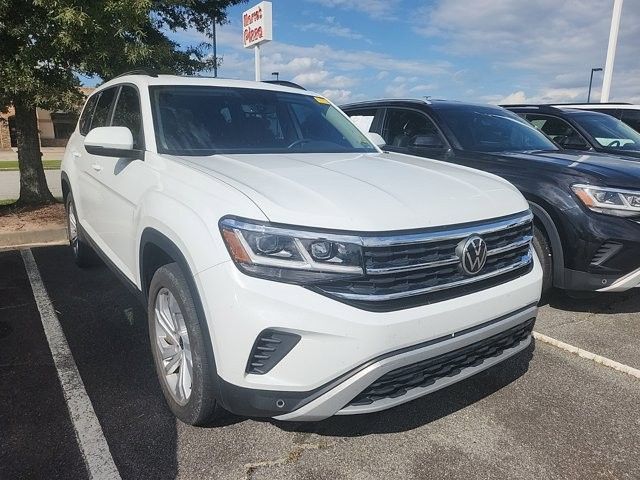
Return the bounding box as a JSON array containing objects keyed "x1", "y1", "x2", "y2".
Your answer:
[
  {"x1": 548, "y1": 102, "x2": 631, "y2": 106},
  {"x1": 112, "y1": 69, "x2": 160, "y2": 79},
  {"x1": 262, "y1": 80, "x2": 306, "y2": 90},
  {"x1": 500, "y1": 104, "x2": 564, "y2": 112}
]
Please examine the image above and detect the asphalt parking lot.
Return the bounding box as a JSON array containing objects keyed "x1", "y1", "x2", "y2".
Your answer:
[{"x1": 1, "y1": 246, "x2": 639, "y2": 480}]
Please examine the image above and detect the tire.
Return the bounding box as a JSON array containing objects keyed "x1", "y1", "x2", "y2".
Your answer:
[
  {"x1": 148, "y1": 262, "x2": 223, "y2": 425},
  {"x1": 65, "y1": 192, "x2": 96, "y2": 268},
  {"x1": 532, "y1": 224, "x2": 553, "y2": 297}
]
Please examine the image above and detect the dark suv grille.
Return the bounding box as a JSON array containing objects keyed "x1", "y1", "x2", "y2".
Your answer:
[
  {"x1": 314, "y1": 211, "x2": 533, "y2": 311},
  {"x1": 348, "y1": 317, "x2": 535, "y2": 407}
]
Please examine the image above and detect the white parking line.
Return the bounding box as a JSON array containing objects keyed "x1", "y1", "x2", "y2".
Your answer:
[
  {"x1": 21, "y1": 249, "x2": 121, "y2": 480},
  {"x1": 533, "y1": 331, "x2": 640, "y2": 380}
]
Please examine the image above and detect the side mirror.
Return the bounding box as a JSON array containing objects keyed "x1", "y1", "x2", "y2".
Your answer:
[
  {"x1": 411, "y1": 134, "x2": 445, "y2": 149},
  {"x1": 84, "y1": 126, "x2": 142, "y2": 159},
  {"x1": 367, "y1": 132, "x2": 386, "y2": 148}
]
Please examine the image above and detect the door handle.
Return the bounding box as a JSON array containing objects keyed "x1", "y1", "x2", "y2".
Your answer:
[
  {"x1": 72, "y1": 151, "x2": 81, "y2": 158},
  {"x1": 91, "y1": 163, "x2": 103, "y2": 172}
]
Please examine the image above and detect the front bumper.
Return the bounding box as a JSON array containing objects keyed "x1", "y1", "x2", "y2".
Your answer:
[
  {"x1": 195, "y1": 258, "x2": 541, "y2": 420},
  {"x1": 275, "y1": 306, "x2": 535, "y2": 421}
]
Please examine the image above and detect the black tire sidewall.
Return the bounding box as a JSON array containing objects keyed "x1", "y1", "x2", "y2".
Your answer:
[
  {"x1": 532, "y1": 226, "x2": 553, "y2": 295},
  {"x1": 147, "y1": 263, "x2": 218, "y2": 425},
  {"x1": 65, "y1": 193, "x2": 90, "y2": 266}
]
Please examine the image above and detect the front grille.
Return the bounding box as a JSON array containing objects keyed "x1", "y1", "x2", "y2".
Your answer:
[
  {"x1": 314, "y1": 211, "x2": 533, "y2": 311},
  {"x1": 348, "y1": 317, "x2": 535, "y2": 407}
]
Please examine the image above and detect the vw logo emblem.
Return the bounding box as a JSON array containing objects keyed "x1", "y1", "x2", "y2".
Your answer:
[{"x1": 457, "y1": 235, "x2": 488, "y2": 276}]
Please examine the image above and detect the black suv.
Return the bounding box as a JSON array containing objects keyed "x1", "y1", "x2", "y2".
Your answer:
[
  {"x1": 503, "y1": 105, "x2": 640, "y2": 159},
  {"x1": 341, "y1": 99, "x2": 640, "y2": 294}
]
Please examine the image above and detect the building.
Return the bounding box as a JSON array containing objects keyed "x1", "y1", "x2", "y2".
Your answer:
[{"x1": 0, "y1": 87, "x2": 95, "y2": 149}]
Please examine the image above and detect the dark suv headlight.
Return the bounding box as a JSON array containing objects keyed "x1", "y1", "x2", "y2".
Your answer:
[
  {"x1": 219, "y1": 217, "x2": 364, "y2": 283},
  {"x1": 572, "y1": 184, "x2": 640, "y2": 218}
]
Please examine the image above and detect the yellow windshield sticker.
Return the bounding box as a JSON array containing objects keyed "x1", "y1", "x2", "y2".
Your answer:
[{"x1": 314, "y1": 96, "x2": 330, "y2": 105}]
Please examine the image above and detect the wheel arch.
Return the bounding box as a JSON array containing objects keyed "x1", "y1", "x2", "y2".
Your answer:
[
  {"x1": 528, "y1": 200, "x2": 566, "y2": 288},
  {"x1": 139, "y1": 227, "x2": 220, "y2": 388},
  {"x1": 61, "y1": 170, "x2": 71, "y2": 201}
]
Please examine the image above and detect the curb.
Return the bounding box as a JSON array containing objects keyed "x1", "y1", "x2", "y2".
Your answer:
[{"x1": 0, "y1": 227, "x2": 67, "y2": 251}]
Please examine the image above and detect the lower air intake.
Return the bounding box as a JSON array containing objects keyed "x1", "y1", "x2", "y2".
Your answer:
[
  {"x1": 246, "y1": 329, "x2": 301, "y2": 375},
  {"x1": 348, "y1": 318, "x2": 535, "y2": 406}
]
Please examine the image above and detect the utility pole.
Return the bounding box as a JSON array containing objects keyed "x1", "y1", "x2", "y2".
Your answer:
[
  {"x1": 212, "y1": 17, "x2": 218, "y2": 78},
  {"x1": 601, "y1": 0, "x2": 623, "y2": 102}
]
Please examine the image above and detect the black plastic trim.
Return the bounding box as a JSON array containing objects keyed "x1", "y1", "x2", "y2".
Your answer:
[
  {"x1": 528, "y1": 201, "x2": 565, "y2": 288},
  {"x1": 84, "y1": 145, "x2": 144, "y2": 160},
  {"x1": 245, "y1": 329, "x2": 302, "y2": 375}
]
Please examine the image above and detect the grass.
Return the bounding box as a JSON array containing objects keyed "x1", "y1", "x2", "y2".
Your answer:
[
  {"x1": 0, "y1": 199, "x2": 16, "y2": 206},
  {"x1": 0, "y1": 160, "x2": 62, "y2": 172}
]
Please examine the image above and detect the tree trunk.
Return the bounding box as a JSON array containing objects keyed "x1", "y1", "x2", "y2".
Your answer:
[{"x1": 14, "y1": 99, "x2": 55, "y2": 206}]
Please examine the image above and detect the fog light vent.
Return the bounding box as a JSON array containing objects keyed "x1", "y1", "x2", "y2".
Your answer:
[
  {"x1": 590, "y1": 241, "x2": 623, "y2": 267},
  {"x1": 246, "y1": 329, "x2": 301, "y2": 375}
]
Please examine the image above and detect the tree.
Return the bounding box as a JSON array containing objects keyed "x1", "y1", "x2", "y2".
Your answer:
[{"x1": 0, "y1": 0, "x2": 245, "y2": 207}]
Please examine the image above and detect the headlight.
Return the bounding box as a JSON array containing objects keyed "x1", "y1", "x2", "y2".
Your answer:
[
  {"x1": 219, "y1": 217, "x2": 364, "y2": 283},
  {"x1": 572, "y1": 184, "x2": 640, "y2": 218}
]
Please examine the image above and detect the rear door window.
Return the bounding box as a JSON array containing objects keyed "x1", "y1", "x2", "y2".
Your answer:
[{"x1": 345, "y1": 108, "x2": 379, "y2": 134}]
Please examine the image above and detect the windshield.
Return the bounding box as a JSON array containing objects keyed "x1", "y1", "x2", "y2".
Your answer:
[
  {"x1": 437, "y1": 106, "x2": 558, "y2": 153},
  {"x1": 574, "y1": 113, "x2": 640, "y2": 151},
  {"x1": 150, "y1": 86, "x2": 377, "y2": 155}
]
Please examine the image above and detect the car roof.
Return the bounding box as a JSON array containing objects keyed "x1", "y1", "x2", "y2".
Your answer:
[
  {"x1": 504, "y1": 105, "x2": 612, "y2": 117},
  {"x1": 341, "y1": 98, "x2": 506, "y2": 111},
  {"x1": 93, "y1": 73, "x2": 320, "y2": 98}
]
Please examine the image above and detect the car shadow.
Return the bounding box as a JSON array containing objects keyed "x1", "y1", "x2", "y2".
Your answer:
[
  {"x1": 543, "y1": 289, "x2": 640, "y2": 314},
  {"x1": 32, "y1": 246, "x2": 183, "y2": 480},
  {"x1": 269, "y1": 341, "x2": 535, "y2": 438}
]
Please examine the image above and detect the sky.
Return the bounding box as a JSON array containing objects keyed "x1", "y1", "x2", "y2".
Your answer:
[{"x1": 95, "y1": 0, "x2": 640, "y2": 105}]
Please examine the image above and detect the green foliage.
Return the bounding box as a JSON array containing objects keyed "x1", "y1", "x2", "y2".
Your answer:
[{"x1": 0, "y1": 0, "x2": 246, "y2": 109}]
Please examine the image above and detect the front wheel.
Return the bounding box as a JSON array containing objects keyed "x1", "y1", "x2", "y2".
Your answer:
[{"x1": 148, "y1": 263, "x2": 224, "y2": 425}]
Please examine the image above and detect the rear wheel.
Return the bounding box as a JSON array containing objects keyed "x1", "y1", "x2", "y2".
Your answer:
[
  {"x1": 532, "y1": 224, "x2": 553, "y2": 298},
  {"x1": 148, "y1": 263, "x2": 224, "y2": 425},
  {"x1": 65, "y1": 193, "x2": 96, "y2": 267}
]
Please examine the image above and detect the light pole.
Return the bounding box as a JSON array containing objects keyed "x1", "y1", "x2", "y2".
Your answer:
[
  {"x1": 587, "y1": 68, "x2": 603, "y2": 103},
  {"x1": 271, "y1": 72, "x2": 279, "y2": 81},
  {"x1": 601, "y1": 0, "x2": 623, "y2": 102},
  {"x1": 212, "y1": 17, "x2": 218, "y2": 78}
]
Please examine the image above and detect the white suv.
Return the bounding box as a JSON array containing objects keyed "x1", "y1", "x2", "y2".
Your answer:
[{"x1": 62, "y1": 73, "x2": 542, "y2": 425}]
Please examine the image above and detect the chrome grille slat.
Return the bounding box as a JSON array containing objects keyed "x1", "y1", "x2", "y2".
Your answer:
[{"x1": 315, "y1": 211, "x2": 534, "y2": 309}]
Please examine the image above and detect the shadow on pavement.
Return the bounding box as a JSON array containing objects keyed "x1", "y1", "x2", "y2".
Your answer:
[
  {"x1": 32, "y1": 246, "x2": 179, "y2": 480},
  {"x1": 545, "y1": 289, "x2": 640, "y2": 314}
]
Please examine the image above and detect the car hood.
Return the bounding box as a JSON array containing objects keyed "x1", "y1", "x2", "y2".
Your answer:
[
  {"x1": 171, "y1": 151, "x2": 527, "y2": 231},
  {"x1": 489, "y1": 150, "x2": 640, "y2": 188}
]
